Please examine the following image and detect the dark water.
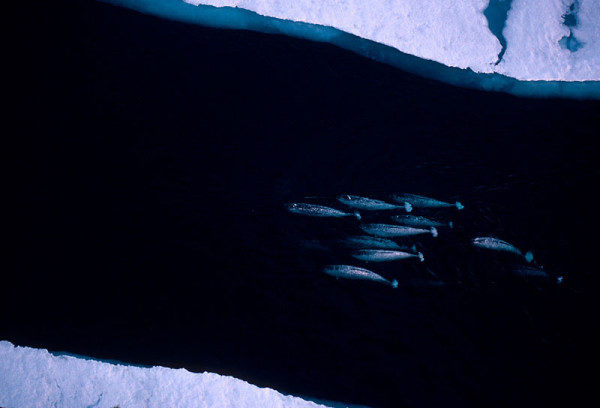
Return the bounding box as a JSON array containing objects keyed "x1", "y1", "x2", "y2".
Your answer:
[{"x1": 7, "y1": 1, "x2": 600, "y2": 407}]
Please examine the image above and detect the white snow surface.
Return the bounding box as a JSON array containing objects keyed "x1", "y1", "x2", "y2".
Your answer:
[
  {"x1": 184, "y1": 0, "x2": 599, "y2": 81},
  {"x1": 497, "y1": 0, "x2": 600, "y2": 80},
  {"x1": 0, "y1": 341, "x2": 328, "y2": 408}
]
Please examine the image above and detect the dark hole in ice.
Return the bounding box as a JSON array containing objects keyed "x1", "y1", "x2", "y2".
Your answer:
[
  {"x1": 483, "y1": 0, "x2": 513, "y2": 65},
  {"x1": 559, "y1": 1, "x2": 584, "y2": 52},
  {"x1": 562, "y1": 1, "x2": 579, "y2": 27},
  {"x1": 559, "y1": 32, "x2": 584, "y2": 52}
]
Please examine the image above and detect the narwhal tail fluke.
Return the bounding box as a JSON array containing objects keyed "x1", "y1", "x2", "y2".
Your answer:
[
  {"x1": 353, "y1": 211, "x2": 362, "y2": 220},
  {"x1": 411, "y1": 244, "x2": 417, "y2": 252},
  {"x1": 404, "y1": 202, "x2": 413, "y2": 213},
  {"x1": 418, "y1": 252, "x2": 425, "y2": 262},
  {"x1": 391, "y1": 279, "x2": 399, "y2": 289},
  {"x1": 456, "y1": 201, "x2": 464, "y2": 210},
  {"x1": 431, "y1": 227, "x2": 438, "y2": 238},
  {"x1": 449, "y1": 221, "x2": 454, "y2": 229},
  {"x1": 524, "y1": 251, "x2": 534, "y2": 263}
]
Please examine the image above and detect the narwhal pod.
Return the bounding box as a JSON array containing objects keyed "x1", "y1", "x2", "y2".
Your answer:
[
  {"x1": 472, "y1": 237, "x2": 533, "y2": 263},
  {"x1": 361, "y1": 223, "x2": 438, "y2": 238},
  {"x1": 338, "y1": 195, "x2": 412, "y2": 212},
  {"x1": 393, "y1": 194, "x2": 464, "y2": 210},
  {"x1": 323, "y1": 265, "x2": 398, "y2": 288},
  {"x1": 286, "y1": 203, "x2": 361, "y2": 219}
]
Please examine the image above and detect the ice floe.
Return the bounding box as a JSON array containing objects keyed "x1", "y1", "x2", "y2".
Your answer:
[
  {"x1": 0, "y1": 341, "x2": 330, "y2": 408},
  {"x1": 103, "y1": 0, "x2": 600, "y2": 98},
  {"x1": 183, "y1": 0, "x2": 599, "y2": 82}
]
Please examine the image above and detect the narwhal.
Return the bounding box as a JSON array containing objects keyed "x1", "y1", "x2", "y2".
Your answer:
[
  {"x1": 352, "y1": 249, "x2": 424, "y2": 263},
  {"x1": 392, "y1": 214, "x2": 453, "y2": 229},
  {"x1": 323, "y1": 265, "x2": 398, "y2": 288},
  {"x1": 341, "y1": 235, "x2": 416, "y2": 251},
  {"x1": 286, "y1": 203, "x2": 361, "y2": 219},
  {"x1": 511, "y1": 265, "x2": 563, "y2": 284},
  {"x1": 338, "y1": 195, "x2": 412, "y2": 212},
  {"x1": 361, "y1": 223, "x2": 438, "y2": 238},
  {"x1": 472, "y1": 237, "x2": 533, "y2": 263},
  {"x1": 393, "y1": 194, "x2": 464, "y2": 210}
]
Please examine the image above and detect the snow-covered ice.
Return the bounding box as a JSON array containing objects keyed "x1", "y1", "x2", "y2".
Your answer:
[
  {"x1": 497, "y1": 0, "x2": 600, "y2": 80},
  {"x1": 0, "y1": 341, "x2": 329, "y2": 408},
  {"x1": 185, "y1": 0, "x2": 501, "y2": 74},
  {"x1": 103, "y1": 0, "x2": 599, "y2": 98},
  {"x1": 183, "y1": 0, "x2": 599, "y2": 82}
]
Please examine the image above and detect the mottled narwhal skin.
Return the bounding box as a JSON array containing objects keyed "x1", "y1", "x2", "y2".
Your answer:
[
  {"x1": 341, "y1": 235, "x2": 416, "y2": 251},
  {"x1": 352, "y1": 249, "x2": 424, "y2": 262},
  {"x1": 338, "y1": 195, "x2": 411, "y2": 212},
  {"x1": 323, "y1": 265, "x2": 398, "y2": 288},
  {"x1": 393, "y1": 193, "x2": 464, "y2": 210},
  {"x1": 392, "y1": 214, "x2": 453, "y2": 229},
  {"x1": 286, "y1": 203, "x2": 360, "y2": 219},
  {"x1": 361, "y1": 223, "x2": 438, "y2": 238},
  {"x1": 472, "y1": 237, "x2": 533, "y2": 262}
]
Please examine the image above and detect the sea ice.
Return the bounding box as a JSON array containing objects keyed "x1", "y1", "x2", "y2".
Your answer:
[
  {"x1": 185, "y1": 0, "x2": 500, "y2": 73},
  {"x1": 497, "y1": 0, "x2": 600, "y2": 80},
  {"x1": 183, "y1": 0, "x2": 599, "y2": 81},
  {"x1": 0, "y1": 341, "x2": 329, "y2": 408},
  {"x1": 103, "y1": 0, "x2": 600, "y2": 98}
]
